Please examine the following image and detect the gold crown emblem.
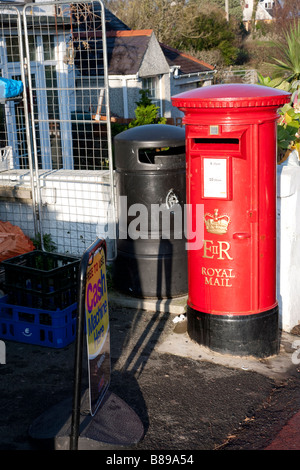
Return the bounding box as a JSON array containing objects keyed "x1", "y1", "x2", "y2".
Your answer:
[{"x1": 204, "y1": 209, "x2": 230, "y2": 235}]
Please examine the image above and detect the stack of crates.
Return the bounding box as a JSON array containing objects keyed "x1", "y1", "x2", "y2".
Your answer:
[{"x1": 0, "y1": 251, "x2": 80, "y2": 348}]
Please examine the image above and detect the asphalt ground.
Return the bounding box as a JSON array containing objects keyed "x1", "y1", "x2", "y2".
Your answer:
[{"x1": 0, "y1": 294, "x2": 300, "y2": 454}]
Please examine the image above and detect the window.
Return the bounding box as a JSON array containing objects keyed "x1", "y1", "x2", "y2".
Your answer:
[
  {"x1": 6, "y1": 36, "x2": 19, "y2": 62},
  {"x1": 142, "y1": 76, "x2": 162, "y2": 116},
  {"x1": 43, "y1": 35, "x2": 55, "y2": 61},
  {"x1": 259, "y1": 0, "x2": 273, "y2": 7},
  {"x1": 6, "y1": 35, "x2": 37, "y2": 63}
]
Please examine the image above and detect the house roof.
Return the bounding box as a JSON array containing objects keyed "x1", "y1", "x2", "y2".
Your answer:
[
  {"x1": 75, "y1": 8, "x2": 215, "y2": 77},
  {"x1": 160, "y1": 43, "x2": 215, "y2": 75},
  {"x1": 102, "y1": 9, "x2": 215, "y2": 75},
  {"x1": 106, "y1": 30, "x2": 215, "y2": 76},
  {"x1": 106, "y1": 30, "x2": 153, "y2": 75},
  {"x1": 104, "y1": 8, "x2": 131, "y2": 32}
]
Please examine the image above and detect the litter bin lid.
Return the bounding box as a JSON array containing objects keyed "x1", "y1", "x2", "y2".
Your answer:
[
  {"x1": 114, "y1": 124, "x2": 186, "y2": 171},
  {"x1": 114, "y1": 124, "x2": 185, "y2": 147},
  {"x1": 172, "y1": 84, "x2": 291, "y2": 109}
]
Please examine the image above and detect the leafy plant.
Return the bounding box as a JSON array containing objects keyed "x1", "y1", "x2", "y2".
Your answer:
[
  {"x1": 128, "y1": 105, "x2": 166, "y2": 128},
  {"x1": 128, "y1": 89, "x2": 166, "y2": 128},
  {"x1": 134, "y1": 89, "x2": 153, "y2": 107},
  {"x1": 257, "y1": 72, "x2": 300, "y2": 160},
  {"x1": 174, "y1": 10, "x2": 242, "y2": 66},
  {"x1": 257, "y1": 73, "x2": 291, "y2": 91},
  {"x1": 266, "y1": 21, "x2": 300, "y2": 83},
  {"x1": 277, "y1": 99, "x2": 300, "y2": 156},
  {"x1": 31, "y1": 233, "x2": 57, "y2": 252}
]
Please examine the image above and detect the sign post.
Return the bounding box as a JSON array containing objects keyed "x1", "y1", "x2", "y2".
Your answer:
[
  {"x1": 85, "y1": 241, "x2": 110, "y2": 415},
  {"x1": 70, "y1": 238, "x2": 110, "y2": 450},
  {"x1": 29, "y1": 238, "x2": 144, "y2": 450}
]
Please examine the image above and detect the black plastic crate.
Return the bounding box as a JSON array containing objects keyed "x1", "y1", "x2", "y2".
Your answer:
[{"x1": 2, "y1": 250, "x2": 80, "y2": 311}]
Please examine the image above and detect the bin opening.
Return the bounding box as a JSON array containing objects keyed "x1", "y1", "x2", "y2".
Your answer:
[{"x1": 138, "y1": 146, "x2": 185, "y2": 164}]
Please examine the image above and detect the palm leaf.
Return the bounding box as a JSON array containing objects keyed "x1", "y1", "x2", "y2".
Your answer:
[{"x1": 266, "y1": 21, "x2": 300, "y2": 82}]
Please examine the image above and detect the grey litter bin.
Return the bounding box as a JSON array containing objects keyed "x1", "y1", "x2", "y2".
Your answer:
[{"x1": 113, "y1": 124, "x2": 187, "y2": 298}]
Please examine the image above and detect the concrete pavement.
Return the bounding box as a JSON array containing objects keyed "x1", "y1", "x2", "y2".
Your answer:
[{"x1": 0, "y1": 289, "x2": 300, "y2": 451}]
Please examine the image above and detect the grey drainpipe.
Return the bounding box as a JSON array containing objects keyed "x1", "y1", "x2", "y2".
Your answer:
[{"x1": 122, "y1": 77, "x2": 129, "y2": 119}]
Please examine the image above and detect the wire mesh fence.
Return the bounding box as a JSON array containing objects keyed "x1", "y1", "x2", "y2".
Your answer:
[
  {"x1": 0, "y1": 6, "x2": 29, "y2": 169},
  {"x1": 0, "y1": 0, "x2": 116, "y2": 259},
  {"x1": 24, "y1": 0, "x2": 111, "y2": 172}
]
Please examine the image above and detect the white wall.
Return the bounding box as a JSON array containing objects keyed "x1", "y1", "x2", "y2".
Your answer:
[
  {"x1": 277, "y1": 163, "x2": 300, "y2": 332},
  {"x1": 0, "y1": 169, "x2": 116, "y2": 260}
]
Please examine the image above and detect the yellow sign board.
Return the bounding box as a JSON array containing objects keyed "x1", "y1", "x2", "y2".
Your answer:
[{"x1": 85, "y1": 244, "x2": 110, "y2": 415}]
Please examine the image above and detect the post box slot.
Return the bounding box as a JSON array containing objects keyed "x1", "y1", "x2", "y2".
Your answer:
[{"x1": 193, "y1": 138, "x2": 239, "y2": 152}]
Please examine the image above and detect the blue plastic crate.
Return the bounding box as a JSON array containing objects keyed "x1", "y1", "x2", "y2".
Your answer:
[{"x1": 0, "y1": 296, "x2": 77, "y2": 348}]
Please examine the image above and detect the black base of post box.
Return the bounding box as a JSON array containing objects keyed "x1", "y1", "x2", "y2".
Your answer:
[{"x1": 187, "y1": 306, "x2": 279, "y2": 358}]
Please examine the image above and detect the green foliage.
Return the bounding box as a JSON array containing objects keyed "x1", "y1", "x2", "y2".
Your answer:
[
  {"x1": 257, "y1": 73, "x2": 291, "y2": 91},
  {"x1": 258, "y1": 73, "x2": 300, "y2": 156},
  {"x1": 128, "y1": 89, "x2": 166, "y2": 128},
  {"x1": 277, "y1": 100, "x2": 300, "y2": 155},
  {"x1": 174, "y1": 12, "x2": 241, "y2": 66},
  {"x1": 111, "y1": 122, "x2": 128, "y2": 138},
  {"x1": 128, "y1": 105, "x2": 166, "y2": 128},
  {"x1": 111, "y1": 89, "x2": 166, "y2": 139},
  {"x1": 31, "y1": 233, "x2": 57, "y2": 252},
  {"x1": 267, "y1": 21, "x2": 300, "y2": 83},
  {"x1": 135, "y1": 89, "x2": 153, "y2": 107}
]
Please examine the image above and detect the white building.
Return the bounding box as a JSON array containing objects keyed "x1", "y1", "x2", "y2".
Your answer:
[{"x1": 242, "y1": 0, "x2": 277, "y2": 30}]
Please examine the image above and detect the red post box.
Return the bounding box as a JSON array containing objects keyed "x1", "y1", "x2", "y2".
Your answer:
[{"x1": 172, "y1": 84, "x2": 290, "y2": 357}]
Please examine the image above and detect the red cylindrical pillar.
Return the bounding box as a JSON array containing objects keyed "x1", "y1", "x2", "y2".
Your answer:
[{"x1": 172, "y1": 84, "x2": 290, "y2": 357}]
